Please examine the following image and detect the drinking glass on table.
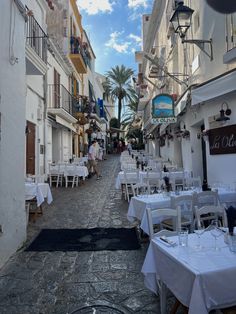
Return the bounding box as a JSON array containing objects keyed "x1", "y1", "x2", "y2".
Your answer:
[
  {"x1": 194, "y1": 220, "x2": 205, "y2": 249},
  {"x1": 210, "y1": 219, "x2": 223, "y2": 251}
]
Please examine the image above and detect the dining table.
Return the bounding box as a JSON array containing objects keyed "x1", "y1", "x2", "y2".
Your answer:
[
  {"x1": 25, "y1": 182, "x2": 53, "y2": 206},
  {"x1": 25, "y1": 182, "x2": 53, "y2": 222},
  {"x1": 61, "y1": 164, "x2": 89, "y2": 180},
  {"x1": 115, "y1": 170, "x2": 192, "y2": 190},
  {"x1": 127, "y1": 189, "x2": 236, "y2": 235},
  {"x1": 141, "y1": 231, "x2": 236, "y2": 314}
]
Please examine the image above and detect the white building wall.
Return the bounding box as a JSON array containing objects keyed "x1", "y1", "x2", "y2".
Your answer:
[{"x1": 0, "y1": 0, "x2": 27, "y2": 268}]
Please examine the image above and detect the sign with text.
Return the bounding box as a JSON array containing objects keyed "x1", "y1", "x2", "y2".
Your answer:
[
  {"x1": 151, "y1": 117, "x2": 177, "y2": 124},
  {"x1": 152, "y1": 94, "x2": 175, "y2": 124},
  {"x1": 209, "y1": 124, "x2": 236, "y2": 155}
]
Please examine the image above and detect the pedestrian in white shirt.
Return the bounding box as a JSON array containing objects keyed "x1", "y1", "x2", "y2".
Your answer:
[{"x1": 88, "y1": 140, "x2": 101, "y2": 180}]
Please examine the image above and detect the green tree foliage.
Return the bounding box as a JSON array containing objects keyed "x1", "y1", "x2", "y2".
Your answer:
[
  {"x1": 103, "y1": 65, "x2": 136, "y2": 130},
  {"x1": 109, "y1": 117, "x2": 119, "y2": 128}
]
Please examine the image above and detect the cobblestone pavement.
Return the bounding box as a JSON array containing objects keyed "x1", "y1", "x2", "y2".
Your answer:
[{"x1": 0, "y1": 155, "x2": 183, "y2": 314}]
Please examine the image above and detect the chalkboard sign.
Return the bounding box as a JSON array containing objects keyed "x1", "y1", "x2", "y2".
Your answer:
[{"x1": 209, "y1": 124, "x2": 236, "y2": 155}]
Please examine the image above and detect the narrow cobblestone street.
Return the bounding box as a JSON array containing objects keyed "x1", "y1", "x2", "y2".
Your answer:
[{"x1": 0, "y1": 155, "x2": 180, "y2": 314}]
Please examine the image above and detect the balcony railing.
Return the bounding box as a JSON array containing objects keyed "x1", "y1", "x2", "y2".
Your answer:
[
  {"x1": 26, "y1": 14, "x2": 47, "y2": 63},
  {"x1": 48, "y1": 84, "x2": 74, "y2": 115},
  {"x1": 70, "y1": 36, "x2": 88, "y2": 66}
]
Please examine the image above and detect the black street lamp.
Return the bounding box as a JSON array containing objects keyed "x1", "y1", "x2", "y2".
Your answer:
[
  {"x1": 170, "y1": 1, "x2": 194, "y2": 39},
  {"x1": 170, "y1": 1, "x2": 213, "y2": 60}
]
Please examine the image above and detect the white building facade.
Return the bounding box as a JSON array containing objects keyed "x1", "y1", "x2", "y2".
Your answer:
[
  {"x1": 0, "y1": 0, "x2": 28, "y2": 268},
  {"x1": 136, "y1": 0, "x2": 236, "y2": 186}
]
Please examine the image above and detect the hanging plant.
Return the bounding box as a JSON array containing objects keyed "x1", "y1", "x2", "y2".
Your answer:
[
  {"x1": 182, "y1": 130, "x2": 190, "y2": 139},
  {"x1": 86, "y1": 128, "x2": 93, "y2": 135}
]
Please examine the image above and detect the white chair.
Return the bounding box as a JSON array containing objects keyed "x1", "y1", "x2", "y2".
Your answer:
[
  {"x1": 146, "y1": 206, "x2": 181, "y2": 239},
  {"x1": 194, "y1": 205, "x2": 228, "y2": 227},
  {"x1": 48, "y1": 163, "x2": 63, "y2": 187},
  {"x1": 64, "y1": 164, "x2": 79, "y2": 188},
  {"x1": 122, "y1": 163, "x2": 137, "y2": 171},
  {"x1": 123, "y1": 169, "x2": 140, "y2": 202},
  {"x1": 144, "y1": 169, "x2": 161, "y2": 193},
  {"x1": 186, "y1": 176, "x2": 201, "y2": 190},
  {"x1": 194, "y1": 190, "x2": 219, "y2": 207},
  {"x1": 169, "y1": 172, "x2": 185, "y2": 191},
  {"x1": 131, "y1": 182, "x2": 150, "y2": 197},
  {"x1": 161, "y1": 195, "x2": 194, "y2": 232}
]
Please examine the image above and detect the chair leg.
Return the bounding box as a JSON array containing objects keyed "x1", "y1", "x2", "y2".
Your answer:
[
  {"x1": 56, "y1": 175, "x2": 60, "y2": 188},
  {"x1": 72, "y1": 176, "x2": 75, "y2": 188}
]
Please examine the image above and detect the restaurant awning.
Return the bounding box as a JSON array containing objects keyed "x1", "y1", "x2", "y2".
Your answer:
[{"x1": 191, "y1": 69, "x2": 236, "y2": 106}]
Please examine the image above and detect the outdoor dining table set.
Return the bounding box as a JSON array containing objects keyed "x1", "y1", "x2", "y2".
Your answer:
[
  {"x1": 127, "y1": 188, "x2": 236, "y2": 235},
  {"x1": 25, "y1": 180, "x2": 53, "y2": 222},
  {"x1": 134, "y1": 186, "x2": 236, "y2": 314},
  {"x1": 48, "y1": 162, "x2": 89, "y2": 188},
  {"x1": 115, "y1": 170, "x2": 191, "y2": 189},
  {"x1": 142, "y1": 229, "x2": 236, "y2": 314}
]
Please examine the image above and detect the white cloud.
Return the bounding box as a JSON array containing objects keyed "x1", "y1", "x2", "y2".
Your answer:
[
  {"x1": 105, "y1": 31, "x2": 142, "y2": 54},
  {"x1": 128, "y1": 11, "x2": 142, "y2": 21},
  {"x1": 105, "y1": 31, "x2": 130, "y2": 53},
  {"x1": 128, "y1": 0, "x2": 148, "y2": 9},
  {"x1": 128, "y1": 33, "x2": 142, "y2": 44},
  {"x1": 76, "y1": 0, "x2": 114, "y2": 15}
]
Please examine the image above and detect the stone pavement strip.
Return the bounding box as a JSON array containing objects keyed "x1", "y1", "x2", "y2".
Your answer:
[{"x1": 0, "y1": 155, "x2": 183, "y2": 314}]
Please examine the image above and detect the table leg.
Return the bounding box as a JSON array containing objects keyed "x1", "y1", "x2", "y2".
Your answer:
[{"x1": 159, "y1": 280, "x2": 167, "y2": 314}]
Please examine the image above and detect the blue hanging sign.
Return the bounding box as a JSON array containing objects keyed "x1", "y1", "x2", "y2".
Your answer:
[
  {"x1": 98, "y1": 98, "x2": 104, "y2": 117},
  {"x1": 152, "y1": 94, "x2": 176, "y2": 123}
]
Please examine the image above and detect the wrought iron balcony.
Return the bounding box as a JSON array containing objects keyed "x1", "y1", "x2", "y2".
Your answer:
[
  {"x1": 69, "y1": 36, "x2": 87, "y2": 73},
  {"x1": 26, "y1": 14, "x2": 47, "y2": 63},
  {"x1": 48, "y1": 84, "x2": 77, "y2": 123}
]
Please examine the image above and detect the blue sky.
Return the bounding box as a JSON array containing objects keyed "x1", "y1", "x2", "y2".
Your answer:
[{"x1": 76, "y1": 0, "x2": 154, "y2": 75}]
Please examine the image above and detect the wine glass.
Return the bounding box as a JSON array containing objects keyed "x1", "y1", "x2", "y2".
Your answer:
[
  {"x1": 210, "y1": 219, "x2": 223, "y2": 251},
  {"x1": 194, "y1": 220, "x2": 205, "y2": 249}
]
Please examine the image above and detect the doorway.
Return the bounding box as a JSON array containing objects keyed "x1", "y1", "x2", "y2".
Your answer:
[{"x1": 26, "y1": 121, "x2": 36, "y2": 175}]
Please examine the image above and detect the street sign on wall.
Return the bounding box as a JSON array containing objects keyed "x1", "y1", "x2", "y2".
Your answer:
[{"x1": 152, "y1": 94, "x2": 176, "y2": 124}]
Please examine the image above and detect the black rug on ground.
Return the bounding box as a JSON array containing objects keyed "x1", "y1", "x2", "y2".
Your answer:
[{"x1": 25, "y1": 227, "x2": 141, "y2": 252}]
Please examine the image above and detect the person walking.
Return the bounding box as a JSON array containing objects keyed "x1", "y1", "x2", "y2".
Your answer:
[
  {"x1": 127, "y1": 141, "x2": 132, "y2": 155},
  {"x1": 88, "y1": 140, "x2": 102, "y2": 180}
]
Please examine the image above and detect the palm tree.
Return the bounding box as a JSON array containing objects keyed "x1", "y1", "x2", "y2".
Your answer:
[
  {"x1": 121, "y1": 96, "x2": 143, "y2": 144},
  {"x1": 103, "y1": 65, "x2": 135, "y2": 130}
]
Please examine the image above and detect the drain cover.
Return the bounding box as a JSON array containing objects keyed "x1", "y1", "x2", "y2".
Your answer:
[
  {"x1": 72, "y1": 305, "x2": 125, "y2": 313},
  {"x1": 70, "y1": 301, "x2": 131, "y2": 314}
]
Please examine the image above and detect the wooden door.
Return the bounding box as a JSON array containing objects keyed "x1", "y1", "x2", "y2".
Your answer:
[
  {"x1": 54, "y1": 68, "x2": 60, "y2": 108},
  {"x1": 26, "y1": 121, "x2": 35, "y2": 175}
]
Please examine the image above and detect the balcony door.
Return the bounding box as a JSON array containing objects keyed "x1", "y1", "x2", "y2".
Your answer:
[
  {"x1": 54, "y1": 69, "x2": 60, "y2": 108},
  {"x1": 26, "y1": 121, "x2": 35, "y2": 175},
  {"x1": 226, "y1": 14, "x2": 236, "y2": 51}
]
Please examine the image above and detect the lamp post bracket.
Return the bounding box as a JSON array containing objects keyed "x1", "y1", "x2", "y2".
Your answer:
[{"x1": 182, "y1": 38, "x2": 213, "y2": 61}]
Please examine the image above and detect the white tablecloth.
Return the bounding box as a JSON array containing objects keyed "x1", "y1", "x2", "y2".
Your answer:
[
  {"x1": 128, "y1": 190, "x2": 236, "y2": 235},
  {"x1": 116, "y1": 170, "x2": 192, "y2": 189},
  {"x1": 115, "y1": 171, "x2": 162, "y2": 189},
  {"x1": 142, "y1": 231, "x2": 236, "y2": 314},
  {"x1": 25, "y1": 183, "x2": 53, "y2": 206},
  {"x1": 61, "y1": 165, "x2": 88, "y2": 180}
]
